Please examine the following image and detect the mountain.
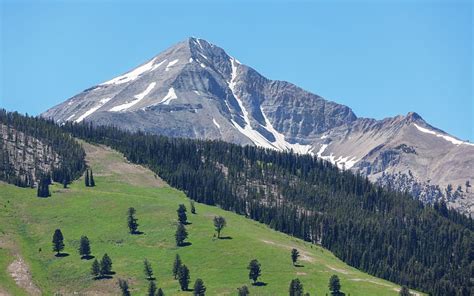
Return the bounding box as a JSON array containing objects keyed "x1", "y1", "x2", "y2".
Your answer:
[{"x1": 41, "y1": 37, "x2": 474, "y2": 214}]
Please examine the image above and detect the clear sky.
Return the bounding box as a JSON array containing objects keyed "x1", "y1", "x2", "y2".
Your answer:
[{"x1": 1, "y1": 0, "x2": 472, "y2": 141}]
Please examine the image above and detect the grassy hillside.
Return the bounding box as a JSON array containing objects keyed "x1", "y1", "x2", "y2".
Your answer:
[{"x1": 0, "y1": 142, "x2": 422, "y2": 295}]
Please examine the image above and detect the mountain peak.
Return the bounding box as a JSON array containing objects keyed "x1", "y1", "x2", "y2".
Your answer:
[{"x1": 405, "y1": 111, "x2": 423, "y2": 122}]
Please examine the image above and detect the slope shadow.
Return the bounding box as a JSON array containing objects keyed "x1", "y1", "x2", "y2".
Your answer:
[{"x1": 55, "y1": 253, "x2": 70, "y2": 257}]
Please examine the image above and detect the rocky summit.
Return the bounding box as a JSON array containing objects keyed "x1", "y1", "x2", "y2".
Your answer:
[{"x1": 42, "y1": 37, "x2": 474, "y2": 214}]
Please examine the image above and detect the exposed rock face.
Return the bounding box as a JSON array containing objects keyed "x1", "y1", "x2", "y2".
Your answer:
[
  {"x1": 41, "y1": 38, "x2": 474, "y2": 214},
  {"x1": 0, "y1": 124, "x2": 60, "y2": 187}
]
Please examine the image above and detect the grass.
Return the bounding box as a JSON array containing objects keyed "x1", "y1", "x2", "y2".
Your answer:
[{"x1": 0, "y1": 143, "x2": 422, "y2": 295}]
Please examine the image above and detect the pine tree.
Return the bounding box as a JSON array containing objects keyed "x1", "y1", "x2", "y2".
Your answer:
[
  {"x1": 173, "y1": 254, "x2": 182, "y2": 279},
  {"x1": 85, "y1": 169, "x2": 90, "y2": 187},
  {"x1": 101, "y1": 253, "x2": 113, "y2": 275},
  {"x1": 157, "y1": 288, "x2": 164, "y2": 296},
  {"x1": 90, "y1": 169, "x2": 95, "y2": 187},
  {"x1": 118, "y1": 279, "x2": 131, "y2": 296},
  {"x1": 190, "y1": 200, "x2": 196, "y2": 214},
  {"x1": 213, "y1": 216, "x2": 226, "y2": 238},
  {"x1": 127, "y1": 207, "x2": 139, "y2": 234},
  {"x1": 291, "y1": 248, "x2": 300, "y2": 266},
  {"x1": 175, "y1": 223, "x2": 188, "y2": 246},
  {"x1": 37, "y1": 174, "x2": 51, "y2": 197},
  {"x1": 78, "y1": 235, "x2": 91, "y2": 259},
  {"x1": 237, "y1": 285, "x2": 249, "y2": 296},
  {"x1": 193, "y1": 278, "x2": 206, "y2": 296},
  {"x1": 177, "y1": 204, "x2": 188, "y2": 224},
  {"x1": 289, "y1": 278, "x2": 304, "y2": 296},
  {"x1": 329, "y1": 275, "x2": 341, "y2": 295},
  {"x1": 52, "y1": 229, "x2": 65, "y2": 256},
  {"x1": 178, "y1": 264, "x2": 190, "y2": 291},
  {"x1": 144, "y1": 258, "x2": 154, "y2": 280},
  {"x1": 148, "y1": 280, "x2": 157, "y2": 296},
  {"x1": 399, "y1": 286, "x2": 412, "y2": 296},
  {"x1": 91, "y1": 259, "x2": 101, "y2": 279},
  {"x1": 247, "y1": 259, "x2": 262, "y2": 285}
]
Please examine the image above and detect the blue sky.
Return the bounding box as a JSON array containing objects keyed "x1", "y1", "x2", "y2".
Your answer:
[{"x1": 1, "y1": 0, "x2": 472, "y2": 141}]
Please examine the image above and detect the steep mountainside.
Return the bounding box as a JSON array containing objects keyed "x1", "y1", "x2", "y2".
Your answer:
[
  {"x1": 0, "y1": 110, "x2": 85, "y2": 187},
  {"x1": 42, "y1": 37, "x2": 474, "y2": 213}
]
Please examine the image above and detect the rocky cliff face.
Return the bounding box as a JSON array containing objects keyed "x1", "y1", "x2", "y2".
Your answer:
[
  {"x1": 0, "y1": 124, "x2": 60, "y2": 187},
  {"x1": 41, "y1": 37, "x2": 474, "y2": 214}
]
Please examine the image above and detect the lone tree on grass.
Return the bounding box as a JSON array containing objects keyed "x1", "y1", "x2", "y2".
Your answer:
[
  {"x1": 399, "y1": 286, "x2": 412, "y2": 296},
  {"x1": 289, "y1": 278, "x2": 304, "y2": 296},
  {"x1": 85, "y1": 169, "x2": 90, "y2": 187},
  {"x1": 213, "y1": 216, "x2": 226, "y2": 238},
  {"x1": 91, "y1": 259, "x2": 101, "y2": 279},
  {"x1": 247, "y1": 259, "x2": 262, "y2": 285},
  {"x1": 148, "y1": 280, "x2": 157, "y2": 296},
  {"x1": 237, "y1": 286, "x2": 250, "y2": 296},
  {"x1": 144, "y1": 258, "x2": 154, "y2": 280},
  {"x1": 90, "y1": 169, "x2": 95, "y2": 187},
  {"x1": 173, "y1": 254, "x2": 182, "y2": 279},
  {"x1": 193, "y1": 278, "x2": 206, "y2": 296},
  {"x1": 291, "y1": 248, "x2": 300, "y2": 266},
  {"x1": 78, "y1": 235, "x2": 91, "y2": 259},
  {"x1": 157, "y1": 288, "x2": 164, "y2": 296},
  {"x1": 178, "y1": 264, "x2": 190, "y2": 291},
  {"x1": 118, "y1": 279, "x2": 131, "y2": 296},
  {"x1": 175, "y1": 223, "x2": 188, "y2": 246},
  {"x1": 101, "y1": 253, "x2": 113, "y2": 275},
  {"x1": 329, "y1": 274, "x2": 341, "y2": 295},
  {"x1": 127, "y1": 207, "x2": 139, "y2": 234},
  {"x1": 37, "y1": 174, "x2": 51, "y2": 197},
  {"x1": 52, "y1": 229, "x2": 65, "y2": 256},
  {"x1": 177, "y1": 204, "x2": 188, "y2": 224},
  {"x1": 190, "y1": 200, "x2": 196, "y2": 214}
]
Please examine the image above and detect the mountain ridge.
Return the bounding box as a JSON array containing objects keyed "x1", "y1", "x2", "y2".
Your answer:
[{"x1": 41, "y1": 37, "x2": 474, "y2": 213}]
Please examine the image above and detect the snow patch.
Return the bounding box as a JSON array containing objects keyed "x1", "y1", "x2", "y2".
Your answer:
[
  {"x1": 213, "y1": 118, "x2": 221, "y2": 129},
  {"x1": 75, "y1": 98, "x2": 111, "y2": 122},
  {"x1": 189, "y1": 58, "x2": 194, "y2": 63},
  {"x1": 194, "y1": 90, "x2": 200, "y2": 95},
  {"x1": 316, "y1": 144, "x2": 358, "y2": 169},
  {"x1": 165, "y1": 59, "x2": 179, "y2": 71},
  {"x1": 101, "y1": 58, "x2": 158, "y2": 85},
  {"x1": 199, "y1": 53, "x2": 208, "y2": 60},
  {"x1": 413, "y1": 123, "x2": 473, "y2": 146},
  {"x1": 200, "y1": 63, "x2": 206, "y2": 68},
  {"x1": 109, "y1": 82, "x2": 156, "y2": 112},
  {"x1": 160, "y1": 88, "x2": 177, "y2": 105},
  {"x1": 65, "y1": 114, "x2": 76, "y2": 121}
]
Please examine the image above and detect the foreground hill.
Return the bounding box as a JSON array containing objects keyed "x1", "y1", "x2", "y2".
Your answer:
[
  {"x1": 41, "y1": 37, "x2": 474, "y2": 213},
  {"x1": 0, "y1": 142, "x2": 417, "y2": 295}
]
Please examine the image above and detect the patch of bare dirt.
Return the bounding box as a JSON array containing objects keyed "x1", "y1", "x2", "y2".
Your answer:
[
  {"x1": 326, "y1": 265, "x2": 350, "y2": 275},
  {"x1": 260, "y1": 239, "x2": 315, "y2": 262},
  {"x1": 7, "y1": 256, "x2": 41, "y2": 295},
  {"x1": 81, "y1": 141, "x2": 166, "y2": 188}
]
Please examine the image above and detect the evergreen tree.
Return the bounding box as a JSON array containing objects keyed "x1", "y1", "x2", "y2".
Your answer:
[
  {"x1": 127, "y1": 207, "x2": 139, "y2": 234},
  {"x1": 190, "y1": 200, "x2": 196, "y2": 214},
  {"x1": 148, "y1": 280, "x2": 157, "y2": 296},
  {"x1": 157, "y1": 288, "x2": 164, "y2": 296},
  {"x1": 101, "y1": 253, "x2": 113, "y2": 275},
  {"x1": 399, "y1": 286, "x2": 412, "y2": 296},
  {"x1": 193, "y1": 278, "x2": 206, "y2": 296},
  {"x1": 91, "y1": 259, "x2": 101, "y2": 279},
  {"x1": 329, "y1": 275, "x2": 341, "y2": 295},
  {"x1": 90, "y1": 169, "x2": 95, "y2": 187},
  {"x1": 213, "y1": 216, "x2": 226, "y2": 238},
  {"x1": 175, "y1": 223, "x2": 188, "y2": 246},
  {"x1": 85, "y1": 169, "x2": 90, "y2": 187},
  {"x1": 177, "y1": 265, "x2": 190, "y2": 291},
  {"x1": 78, "y1": 235, "x2": 91, "y2": 259},
  {"x1": 52, "y1": 229, "x2": 65, "y2": 255},
  {"x1": 173, "y1": 254, "x2": 182, "y2": 279},
  {"x1": 289, "y1": 278, "x2": 304, "y2": 296},
  {"x1": 177, "y1": 204, "x2": 188, "y2": 224},
  {"x1": 37, "y1": 174, "x2": 51, "y2": 197},
  {"x1": 237, "y1": 286, "x2": 250, "y2": 296},
  {"x1": 291, "y1": 248, "x2": 300, "y2": 266},
  {"x1": 247, "y1": 259, "x2": 262, "y2": 284},
  {"x1": 144, "y1": 258, "x2": 154, "y2": 280},
  {"x1": 118, "y1": 279, "x2": 131, "y2": 296}
]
